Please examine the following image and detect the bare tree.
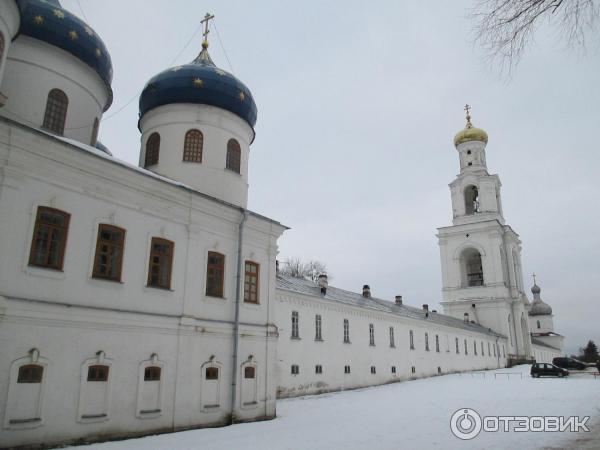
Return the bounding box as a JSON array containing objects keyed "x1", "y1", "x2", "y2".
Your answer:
[
  {"x1": 471, "y1": 0, "x2": 600, "y2": 72},
  {"x1": 279, "y1": 258, "x2": 330, "y2": 283}
]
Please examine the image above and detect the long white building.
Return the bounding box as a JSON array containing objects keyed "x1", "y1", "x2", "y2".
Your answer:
[{"x1": 0, "y1": 2, "x2": 563, "y2": 448}]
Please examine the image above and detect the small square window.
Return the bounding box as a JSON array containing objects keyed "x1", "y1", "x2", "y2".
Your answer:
[
  {"x1": 244, "y1": 366, "x2": 255, "y2": 379},
  {"x1": 315, "y1": 365, "x2": 322, "y2": 374},
  {"x1": 206, "y1": 367, "x2": 219, "y2": 380},
  {"x1": 391, "y1": 366, "x2": 396, "y2": 374},
  {"x1": 144, "y1": 366, "x2": 161, "y2": 381},
  {"x1": 291, "y1": 364, "x2": 299, "y2": 375},
  {"x1": 411, "y1": 366, "x2": 416, "y2": 374},
  {"x1": 87, "y1": 365, "x2": 109, "y2": 382},
  {"x1": 344, "y1": 365, "x2": 351, "y2": 374},
  {"x1": 370, "y1": 366, "x2": 376, "y2": 374}
]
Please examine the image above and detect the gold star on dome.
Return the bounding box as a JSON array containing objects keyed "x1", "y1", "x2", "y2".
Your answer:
[
  {"x1": 238, "y1": 91, "x2": 245, "y2": 102},
  {"x1": 53, "y1": 9, "x2": 65, "y2": 19},
  {"x1": 95, "y1": 48, "x2": 102, "y2": 58},
  {"x1": 171, "y1": 66, "x2": 183, "y2": 72},
  {"x1": 193, "y1": 78, "x2": 204, "y2": 87},
  {"x1": 33, "y1": 15, "x2": 44, "y2": 25},
  {"x1": 84, "y1": 26, "x2": 94, "y2": 36},
  {"x1": 215, "y1": 68, "x2": 226, "y2": 76},
  {"x1": 68, "y1": 30, "x2": 78, "y2": 41}
]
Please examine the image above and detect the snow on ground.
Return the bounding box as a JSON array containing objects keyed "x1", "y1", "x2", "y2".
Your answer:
[{"x1": 65, "y1": 365, "x2": 600, "y2": 450}]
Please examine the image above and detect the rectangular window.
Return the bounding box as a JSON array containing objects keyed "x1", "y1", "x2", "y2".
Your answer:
[
  {"x1": 205, "y1": 367, "x2": 219, "y2": 380},
  {"x1": 244, "y1": 366, "x2": 255, "y2": 379},
  {"x1": 391, "y1": 366, "x2": 396, "y2": 374},
  {"x1": 474, "y1": 341, "x2": 477, "y2": 355},
  {"x1": 465, "y1": 339, "x2": 468, "y2": 355},
  {"x1": 92, "y1": 224, "x2": 125, "y2": 281},
  {"x1": 206, "y1": 251, "x2": 225, "y2": 297},
  {"x1": 455, "y1": 337, "x2": 460, "y2": 354},
  {"x1": 17, "y1": 365, "x2": 44, "y2": 383},
  {"x1": 244, "y1": 261, "x2": 259, "y2": 303},
  {"x1": 147, "y1": 237, "x2": 174, "y2": 289},
  {"x1": 481, "y1": 341, "x2": 485, "y2": 356},
  {"x1": 488, "y1": 342, "x2": 491, "y2": 356},
  {"x1": 29, "y1": 206, "x2": 70, "y2": 270},
  {"x1": 315, "y1": 314, "x2": 322, "y2": 341},
  {"x1": 144, "y1": 366, "x2": 161, "y2": 381},
  {"x1": 425, "y1": 332, "x2": 430, "y2": 351},
  {"x1": 87, "y1": 365, "x2": 109, "y2": 382},
  {"x1": 315, "y1": 365, "x2": 322, "y2": 374},
  {"x1": 369, "y1": 324, "x2": 375, "y2": 346},
  {"x1": 411, "y1": 366, "x2": 416, "y2": 374},
  {"x1": 344, "y1": 365, "x2": 351, "y2": 374},
  {"x1": 291, "y1": 311, "x2": 299, "y2": 339},
  {"x1": 343, "y1": 319, "x2": 350, "y2": 343},
  {"x1": 409, "y1": 330, "x2": 414, "y2": 350},
  {"x1": 370, "y1": 366, "x2": 376, "y2": 374},
  {"x1": 389, "y1": 327, "x2": 395, "y2": 348},
  {"x1": 493, "y1": 344, "x2": 497, "y2": 357},
  {"x1": 436, "y1": 335, "x2": 440, "y2": 352},
  {"x1": 291, "y1": 365, "x2": 299, "y2": 375}
]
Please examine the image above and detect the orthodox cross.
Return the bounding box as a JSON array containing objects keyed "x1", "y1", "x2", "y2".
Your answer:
[
  {"x1": 532, "y1": 273, "x2": 537, "y2": 284},
  {"x1": 201, "y1": 13, "x2": 215, "y2": 45},
  {"x1": 464, "y1": 104, "x2": 472, "y2": 128}
]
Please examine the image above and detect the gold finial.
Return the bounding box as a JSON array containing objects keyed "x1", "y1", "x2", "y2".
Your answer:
[
  {"x1": 201, "y1": 13, "x2": 215, "y2": 49},
  {"x1": 464, "y1": 104, "x2": 473, "y2": 128},
  {"x1": 532, "y1": 273, "x2": 537, "y2": 284}
]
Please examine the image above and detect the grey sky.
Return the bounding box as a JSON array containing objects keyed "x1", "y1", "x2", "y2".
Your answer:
[{"x1": 64, "y1": 0, "x2": 600, "y2": 354}]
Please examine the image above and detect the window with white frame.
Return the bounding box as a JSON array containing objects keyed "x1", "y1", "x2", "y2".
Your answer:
[
  {"x1": 343, "y1": 319, "x2": 350, "y2": 343},
  {"x1": 291, "y1": 311, "x2": 299, "y2": 339},
  {"x1": 315, "y1": 314, "x2": 322, "y2": 341},
  {"x1": 425, "y1": 332, "x2": 430, "y2": 351},
  {"x1": 389, "y1": 326, "x2": 395, "y2": 348},
  {"x1": 369, "y1": 323, "x2": 375, "y2": 346},
  {"x1": 409, "y1": 330, "x2": 415, "y2": 350}
]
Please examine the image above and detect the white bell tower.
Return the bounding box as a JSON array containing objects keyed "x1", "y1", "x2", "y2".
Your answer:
[{"x1": 437, "y1": 106, "x2": 533, "y2": 361}]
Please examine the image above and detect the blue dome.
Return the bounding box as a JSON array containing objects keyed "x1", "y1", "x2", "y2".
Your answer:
[
  {"x1": 139, "y1": 45, "x2": 257, "y2": 128},
  {"x1": 17, "y1": 0, "x2": 113, "y2": 111}
]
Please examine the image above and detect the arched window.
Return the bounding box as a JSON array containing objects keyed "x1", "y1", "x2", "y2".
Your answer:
[
  {"x1": 183, "y1": 129, "x2": 203, "y2": 162},
  {"x1": 460, "y1": 248, "x2": 484, "y2": 287},
  {"x1": 226, "y1": 139, "x2": 241, "y2": 173},
  {"x1": 464, "y1": 185, "x2": 480, "y2": 215},
  {"x1": 90, "y1": 118, "x2": 99, "y2": 146},
  {"x1": 43, "y1": 89, "x2": 69, "y2": 135},
  {"x1": 144, "y1": 132, "x2": 160, "y2": 167}
]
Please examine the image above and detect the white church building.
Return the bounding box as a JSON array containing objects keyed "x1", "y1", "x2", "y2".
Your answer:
[{"x1": 0, "y1": 2, "x2": 563, "y2": 448}]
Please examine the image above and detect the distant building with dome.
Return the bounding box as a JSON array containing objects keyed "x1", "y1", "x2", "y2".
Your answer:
[{"x1": 0, "y1": 4, "x2": 564, "y2": 448}]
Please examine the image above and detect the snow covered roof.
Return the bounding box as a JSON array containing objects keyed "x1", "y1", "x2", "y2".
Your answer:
[
  {"x1": 531, "y1": 337, "x2": 561, "y2": 351},
  {"x1": 276, "y1": 275, "x2": 505, "y2": 338}
]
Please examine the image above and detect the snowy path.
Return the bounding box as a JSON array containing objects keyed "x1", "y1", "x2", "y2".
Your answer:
[{"x1": 65, "y1": 366, "x2": 600, "y2": 450}]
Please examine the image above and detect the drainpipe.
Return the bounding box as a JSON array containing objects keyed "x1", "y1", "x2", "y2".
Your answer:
[{"x1": 230, "y1": 210, "x2": 248, "y2": 423}]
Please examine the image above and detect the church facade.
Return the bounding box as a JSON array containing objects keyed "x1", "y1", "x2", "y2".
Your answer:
[{"x1": 0, "y1": 2, "x2": 563, "y2": 449}]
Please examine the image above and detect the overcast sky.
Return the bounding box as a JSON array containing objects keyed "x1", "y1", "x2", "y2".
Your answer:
[{"x1": 63, "y1": 0, "x2": 600, "y2": 354}]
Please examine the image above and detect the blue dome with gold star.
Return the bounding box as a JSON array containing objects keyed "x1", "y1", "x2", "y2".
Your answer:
[
  {"x1": 17, "y1": 0, "x2": 113, "y2": 110},
  {"x1": 139, "y1": 43, "x2": 257, "y2": 128}
]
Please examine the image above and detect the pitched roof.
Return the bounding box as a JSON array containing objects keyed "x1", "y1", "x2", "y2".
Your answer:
[{"x1": 276, "y1": 275, "x2": 505, "y2": 338}]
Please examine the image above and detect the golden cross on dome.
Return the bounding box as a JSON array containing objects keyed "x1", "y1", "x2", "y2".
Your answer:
[
  {"x1": 464, "y1": 104, "x2": 473, "y2": 128},
  {"x1": 201, "y1": 13, "x2": 215, "y2": 47}
]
